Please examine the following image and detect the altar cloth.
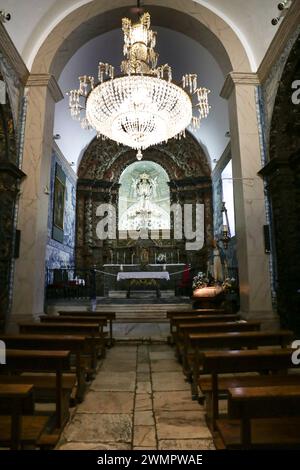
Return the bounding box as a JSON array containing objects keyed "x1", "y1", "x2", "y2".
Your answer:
[{"x1": 117, "y1": 271, "x2": 170, "y2": 281}]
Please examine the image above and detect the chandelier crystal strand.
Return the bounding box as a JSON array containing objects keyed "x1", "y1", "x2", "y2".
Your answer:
[{"x1": 68, "y1": 12, "x2": 210, "y2": 160}]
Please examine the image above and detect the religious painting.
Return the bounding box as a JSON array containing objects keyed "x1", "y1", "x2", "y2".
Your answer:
[{"x1": 52, "y1": 164, "x2": 66, "y2": 242}]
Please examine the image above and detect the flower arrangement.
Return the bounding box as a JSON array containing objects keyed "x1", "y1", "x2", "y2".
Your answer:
[
  {"x1": 157, "y1": 253, "x2": 167, "y2": 264},
  {"x1": 222, "y1": 277, "x2": 237, "y2": 293},
  {"x1": 192, "y1": 271, "x2": 209, "y2": 290}
]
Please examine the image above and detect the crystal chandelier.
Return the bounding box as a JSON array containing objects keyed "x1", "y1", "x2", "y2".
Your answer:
[{"x1": 68, "y1": 11, "x2": 210, "y2": 160}]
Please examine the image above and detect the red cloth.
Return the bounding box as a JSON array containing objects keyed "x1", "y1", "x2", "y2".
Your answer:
[{"x1": 179, "y1": 264, "x2": 191, "y2": 287}]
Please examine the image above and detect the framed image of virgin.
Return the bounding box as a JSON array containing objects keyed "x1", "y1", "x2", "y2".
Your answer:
[{"x1": 52, "y1": 163, "x2": 66, "y2": 243}]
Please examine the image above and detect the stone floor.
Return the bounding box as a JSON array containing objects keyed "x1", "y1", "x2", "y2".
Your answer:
[{"x1": 57, "y1": 343, "x2": 215, "y2": 450}]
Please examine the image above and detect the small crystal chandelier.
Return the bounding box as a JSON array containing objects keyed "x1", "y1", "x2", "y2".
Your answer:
[{"x1": 68, "y1": 9, "x2": 210, "y2": 160}]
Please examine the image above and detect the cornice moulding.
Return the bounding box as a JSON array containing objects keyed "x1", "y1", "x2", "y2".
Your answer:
[
  {"x1": 26, "y1": 74, "x2": 63, "y2": 103},
  {"x1": 220, "y1": 72, "x2": 260, "y2": 100}
]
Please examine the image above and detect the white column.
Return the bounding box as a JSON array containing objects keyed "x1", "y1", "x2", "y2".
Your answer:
[
  {"x1": 221, "y1": 72, "x2": 276, "y2": 327},
  {"x1": 11, "y1": 74, "x2": 63, "y2": 323}
]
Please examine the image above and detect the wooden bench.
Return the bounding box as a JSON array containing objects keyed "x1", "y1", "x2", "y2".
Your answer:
[
  {"x1": 39, "y1": 316, "x2": 109, "y2": 352},
  {"x1": 200, "y1": 348, "x2": 296, "y2": 429},
  {"x1": 167, "y1": 309, "x2": 227, "y2": 319},
  {"x1": 176, "y1": 321, "x2": 260, "y2": 361},
  {"x1": 0, "y1": 384, "x2": 49, "y2": 449},
  {"x1": 187, "y1": 330, "x2": 293, "y2": 399},
  {"x1": 216, "y1": 385, "x2": 300, "y2": 449},
  {"x1": 0, "y1": 334, "x2": 86, "y2": 402},
  {"x1": 18, "y1": 322, "x2": 105, "y2": 368},
  {"x1": 58, "y1": 310, "x2": 116, "y2": 346},
  {"x1": 169, "y1": 314, "x2": 241, "y2": 340},
  {"x1": 2, "y1": 349, "x2": 71, "y2": 429}
]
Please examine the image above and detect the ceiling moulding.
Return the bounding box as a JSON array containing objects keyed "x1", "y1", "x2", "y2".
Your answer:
[
  {"x1": 0, "y1": 23, "x2": 29, "y2": 85},
  {"x1": 258, "y1": 0, "x2": 300, "y2": 84},
  {"x1": 26, "y1": 73, "x2": 64, "y2": 103},
  {"x1": 220, "y1": 72, "x2": 260, "y2": 100}
]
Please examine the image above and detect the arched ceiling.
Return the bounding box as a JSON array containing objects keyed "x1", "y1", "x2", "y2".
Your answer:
[
  {"x1": 54, "y1": 26, "x2": 229, "y2": 167},
  {"x1": 4, "y1": 0, "x2": 279, "y2": 72}
]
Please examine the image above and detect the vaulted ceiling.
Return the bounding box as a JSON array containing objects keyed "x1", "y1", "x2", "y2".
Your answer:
[{"x1": 4, "y1": 0, "x2": 279, "y2": 71}]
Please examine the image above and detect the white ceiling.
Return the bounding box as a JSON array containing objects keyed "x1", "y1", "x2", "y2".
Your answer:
[
  {"x1": 4, "y1": 0, "x2": 280, "y2": 71},
  {"x1": 54, "y1": 26, "x2": 229, "y2": 167}
]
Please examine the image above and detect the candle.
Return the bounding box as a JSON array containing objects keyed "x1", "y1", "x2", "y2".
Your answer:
[
  {"x1": 222, "y1": 224, "x2": 228, "y2": 233},
  {"x1": 117, "y1": 253, "x2": 119, "y2": 265},
  {"x1": 123, "y1": 252, "x2": 126, "y2": 264},
  {"x1": 177, "y1": 250, "x2": 179, "y2": 264},
  {"x1": 131, "y1": 253, "x2": 134, "y2": 265},
  {"x1": 110, "y1": 251, "x2": 113, "y2": 265},
  {"x1": 155, "y1": 253, "x2": 157, "y2": 264}
]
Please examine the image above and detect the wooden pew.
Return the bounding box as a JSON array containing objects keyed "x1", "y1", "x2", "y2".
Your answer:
[
  {"x1": 216, "y1": 385, "x2": 300, "y2": 449},
  {"x1": 58, "y1": 310, "x2": 116, "y2": 346},
  {"x1": 187, "y1": 330, "x2": 293, "y2": 399},
  {"x1": 3, "y1": 349, "x2": 71, "y2": 429},
  {"x1": 0, "y1": 383, "x2": 48, "y2": 450},
  {"x1": 170, "y1": 314, "x2": 241, "y2": 340},
  {"x1": 0, "y1": 334, "x2": 87, "y2": 402},
  {"x1": 200, "y1": 348, "x2": 296, "y2": 429},
  {"x1": 39, "y1": 316, "x2": 109, "y2": 350},
  {"x1": 18, "y1": 322, "x2": 105, "y2": 367},
  {"x1": 167, "y1": 309, "x2": 227, "y2": 319},
  {"x1": 175, "y1": 321, "x2": 260, "y2": 360}
]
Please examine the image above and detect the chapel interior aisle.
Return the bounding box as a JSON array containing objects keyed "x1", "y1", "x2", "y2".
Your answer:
[{"x1": 57, "y1": 343, "x2": 214, "y2": 450}]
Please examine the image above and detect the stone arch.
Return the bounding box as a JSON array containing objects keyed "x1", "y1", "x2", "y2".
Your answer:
[
  {"x1": 78, "y1": 131, "x2": 211, "y2": 182},
  {"x1": 30, "y1": 0, "x2": 251, "y2": 78}
]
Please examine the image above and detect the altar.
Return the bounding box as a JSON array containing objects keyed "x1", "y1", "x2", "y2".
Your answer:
[
  {"x1": 102, "y1": 264, "x2": 185, "y2": 298},
  {"x1": 117, "y1": 271, "x2": 170, "y2": 298}
]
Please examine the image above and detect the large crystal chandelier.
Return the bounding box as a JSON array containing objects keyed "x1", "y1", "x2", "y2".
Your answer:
[{"x1": 68, "y1": 11, "x2": 210, "y2": 160}]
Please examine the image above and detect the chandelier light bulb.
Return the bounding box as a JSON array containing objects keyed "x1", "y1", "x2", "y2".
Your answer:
[{"x1": 68, "y1": 12, "x2": 210, "y2": 160}]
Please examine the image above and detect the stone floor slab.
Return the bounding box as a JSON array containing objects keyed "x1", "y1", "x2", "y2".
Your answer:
[
  {"x1": 158, "y1": 439, "x2": 215, "y2": 450},
  {"x1": 134, "y1": 411, "x2": 155, "y2": 426},
  {"x1": 155, "y1": 411, "x2": 212, "y2": 440},
  {"x1": 133, "y1": 426, "x2": 157, "y2": 448},
  {"x1": 134, "y1": 393, "x2": 153, "y2": 411},
  {"x1": 152, "y1": 372, "x2": 190, "y2": 392},
  {"x1": 149, "y1": 351, "x2": 175, "y2": 360},
  {"x1": 136, "y1": 381, "x2": 152, "y2": 393},
  {"x1": 77, "y1": 391, "x2": 135, "y2": 414},
  {"x1": 64, "y1": 414, "x2": 132, "y2": 443},
  {"x1": 58, "y1": 442, "x2": 131, "y2": 450},
  {"x1": 151, "y1": 359, "x2": 182, "y2": 372},
  {"x1": 91, "y1": 372, "x2": 136, "y2": 391},
  {"x1": 153, "y1": 391, "x2": 202, "y2": 412}
]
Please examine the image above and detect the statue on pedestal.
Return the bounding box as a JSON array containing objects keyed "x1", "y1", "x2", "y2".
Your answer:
[{"x1": 207, "y1": 239, "x2": 225, "y2": 283}]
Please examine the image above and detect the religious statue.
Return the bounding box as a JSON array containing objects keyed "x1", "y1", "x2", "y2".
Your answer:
[{"x1": 207, "y1": 239, "x2": 226, "y2": 283}]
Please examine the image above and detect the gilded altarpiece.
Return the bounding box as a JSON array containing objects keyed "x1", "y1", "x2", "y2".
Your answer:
[{"x1": 76, "y1": 133, "x2": 213, "y2": 295}]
